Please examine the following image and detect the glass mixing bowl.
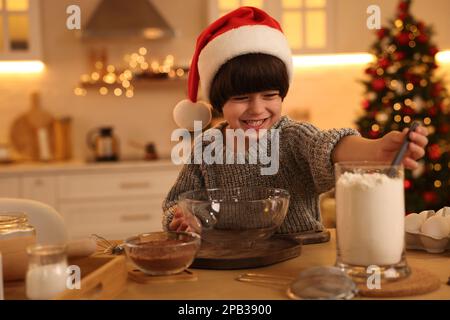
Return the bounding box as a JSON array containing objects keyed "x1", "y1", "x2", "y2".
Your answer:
[
  {"x1": 178, "y1": 187, "x2": 290, "y2": 248},
  {"x1": 123, "y1": 231, "x2": 201, "y2": 275}
]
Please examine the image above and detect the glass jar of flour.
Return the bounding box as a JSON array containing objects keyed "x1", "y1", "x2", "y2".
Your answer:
[
  {"x1": 334, "y1": 162, "x2": 410, "y2": 282},
  {"x1": 26, "y1": 244, "x2": 68, "y2": 300},
  {"x1": 0, "y1": 213, "x2": 36, "y2": 281}
]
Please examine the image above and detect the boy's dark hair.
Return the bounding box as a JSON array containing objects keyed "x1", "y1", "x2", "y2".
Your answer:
[{"x1": 209, "y1": 53, "x2": 289, "y2": 113}]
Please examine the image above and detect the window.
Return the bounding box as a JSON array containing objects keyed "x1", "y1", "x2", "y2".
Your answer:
[
  {"x1": 282, "y1": 0, "x2": 328, "y2": 52},
  {"x1": 217, "y1": 0, "x2": 264, "y2": 17},
  {"x1": 208, "y1": 0, "x2": 334, "y2": 54},
  {"x1": 0, "y1": 0, "x2": 42, "y2": 60}
]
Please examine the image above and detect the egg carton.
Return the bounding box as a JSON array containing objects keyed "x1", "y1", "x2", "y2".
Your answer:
[
  {"x1": 405, "y1": 231, "x2": 450, "y2": 253},
  {"x1": 405, "y1": 207, "x2": 450, "y2": 254}
]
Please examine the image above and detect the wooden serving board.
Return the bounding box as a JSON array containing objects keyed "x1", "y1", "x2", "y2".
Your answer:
[
  {"x1": 191, "y1": 236, "x2": 302, "y2": 270},
  {"x1": 278, "y1": 229, "x2": 331, "y2": 245},
  {"x1": 4, "y1": 255, "x2": 127, "y2": 300}
]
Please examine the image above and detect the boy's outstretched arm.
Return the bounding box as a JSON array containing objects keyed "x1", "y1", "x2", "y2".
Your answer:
[{"x1": 331, "y1": 126, "x2": 429, "y2": 170}]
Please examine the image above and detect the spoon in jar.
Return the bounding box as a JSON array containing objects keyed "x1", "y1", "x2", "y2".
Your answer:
[{"x1": 388, "y1": 121, "x2": 420, "y2": 178}]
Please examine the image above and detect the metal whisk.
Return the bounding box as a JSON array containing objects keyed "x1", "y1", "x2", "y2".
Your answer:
[{"x1": 91, "y1": 234, "x2": 124, "y2": 255}]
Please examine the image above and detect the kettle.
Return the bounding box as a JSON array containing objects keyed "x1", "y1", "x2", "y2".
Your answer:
[{"x1": 87, "y1": 126, "x2": 119, "y2": 161}]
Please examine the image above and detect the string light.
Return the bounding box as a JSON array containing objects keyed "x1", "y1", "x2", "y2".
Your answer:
[
  {"x1": 138, "y1": 47, "x2": 147, "y2": 55},
  {"x1": 125, "y1": 89, "x2": 134, "y2": 98},
  {"x1": 376, "y1": 68, "x2": 384, "y2": 76},
  {"x1": 393, "y1": 103, "x2": 402, "y2": 111},
  {"x1": 404, "y1": 116, "x2": 411, "y2": 123},
  {"x1": 404, "y1": 98, "x2": 412, "y2": 106},
  {"x1": 434, "y1": 180, "x2": 442, "y2": 188},
  {"x1": 420, "y1": 79, "x2": 428, "y2": 87},
  {"x1": 74, "y1": 87, "x2": 86, "y2": 96},
  {"x1": 434, "y1": 164, "x2": 442, "y2": 171},
  {"x1": 371, "y1": 124, "x2": 380, "y2": 132},
  {"x1": 95, "y1": 61, "x2": 103, "y2": 70},
  {"x1": 76, "y1": 48, "x2": 185, "y2": 97},
  {"x1": 122, "y1": 80, "x2": 130, "y2": 88},
  {"x1": 409, "y1": 41, "x2": 416, "y2": 48},
  {"x1": 406, "y1": 83, "x2": 414, "y2": 91},
  {"x1": 176, "y1": 68, "x2": 185, "y2": 77},
  {"x1": 395, "y1": 19, "x2": 403, "y2": 28},
  {"x1": 91, "y1": 72, "x2": 100, "y2": 81},
  {"x1": 103, "y1": 73, "x2": 116, "y2": 84},
  {"x1": 394, "y1": 115, "x2": 402, "y2": 122},
  {"x1": 123, "y1": 70, "x2": 133, "y2": 80},
  {"x1": 99, "y1": 87, "x2": 108, "y2": 95},
  {"x1": 114, "y1": 88, "x2": 123, "y2": 96},
  {"x1": 424, "y1": 117, "x2": 432, "y2": 125}
]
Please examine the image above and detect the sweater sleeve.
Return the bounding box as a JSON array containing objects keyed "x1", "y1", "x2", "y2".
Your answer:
[
  {"x1": 161, "y1": 161, "x2": 205, "y2": 230},
  {"x1": 286, "y1": 122, "x2": 361, "y2": 194}
]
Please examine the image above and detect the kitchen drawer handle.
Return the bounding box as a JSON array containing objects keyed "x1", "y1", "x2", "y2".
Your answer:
[
  {"x1": 120, "y1": 213, "x2": 151, "y2": 222},
  {"x1": 119, "y1": 182, "x2": 150, "y2": 189}
]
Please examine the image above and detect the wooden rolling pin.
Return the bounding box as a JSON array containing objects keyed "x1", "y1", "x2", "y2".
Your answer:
[{"x1": 67, "y1": 237, "x2": 98, "y2": 258}]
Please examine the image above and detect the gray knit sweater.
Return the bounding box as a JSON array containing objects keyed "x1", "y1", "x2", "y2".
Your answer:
[{"x1": 162, "y1": 116, "x2": 360, "y2": 233}]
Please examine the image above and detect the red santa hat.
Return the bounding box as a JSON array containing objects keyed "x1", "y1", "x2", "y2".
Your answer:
[{"x1": 173, "y1": 6, "x2": 293, "y2": 131}]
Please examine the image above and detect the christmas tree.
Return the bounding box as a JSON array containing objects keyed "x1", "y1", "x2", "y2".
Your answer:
[{"x1": 356, "y1": 0, "x2": 450, "y2": 213}]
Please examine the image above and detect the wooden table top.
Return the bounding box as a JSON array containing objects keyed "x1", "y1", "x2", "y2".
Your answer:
[{"x1": 117, "y1": 229, "x2": 450, "y2": 300}]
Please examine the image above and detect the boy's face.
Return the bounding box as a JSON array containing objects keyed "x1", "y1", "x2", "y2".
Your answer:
[{"x1": 222, "y1": 90, "x2": 282, "y2": 131}]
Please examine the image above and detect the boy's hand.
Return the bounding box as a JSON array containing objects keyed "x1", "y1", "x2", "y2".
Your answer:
[
  {"x1": 377, "y1": 125, "x2": 429, "y2": 170},
  {"x1": 168, "y1": 206, "x2": 202, "y2": 234}
]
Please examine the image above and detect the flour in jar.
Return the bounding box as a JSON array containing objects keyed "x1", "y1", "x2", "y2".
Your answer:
[{"x1": 336, "y1": 172, "x2": 405, "y2": 266}]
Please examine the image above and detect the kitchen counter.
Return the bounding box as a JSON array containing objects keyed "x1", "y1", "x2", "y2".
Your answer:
[
  {"x1": 117, "y1": 229, "x2": 450, "y2": 300},
  {"x1": 0, "y1": 158, "x2": 178, "y2": 175}
]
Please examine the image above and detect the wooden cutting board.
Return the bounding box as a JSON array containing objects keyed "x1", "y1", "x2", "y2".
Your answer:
[
  {"x1": 191, "y1": 236, "x2": 302, "y2": 270},
  {"x1": 9, "y1": 92, "x2": 54, "y2": 161}
]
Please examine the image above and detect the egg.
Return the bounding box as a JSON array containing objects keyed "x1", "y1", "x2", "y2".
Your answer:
[
  {"x1": 418, "y1": 210, "x2": 434, "y2": 220},
  {"x1": 436, "y1": 207, "x2": 450, "y2": 217},
  {"x1": 436, "y1": 207, "x2": 450, "y2": 231},
  {"x1": 420, "y1": 215, "x2": 450, "y2": 239},
  {"x1": 405, "y1": 213, "x2": 426, "y2": 233}
]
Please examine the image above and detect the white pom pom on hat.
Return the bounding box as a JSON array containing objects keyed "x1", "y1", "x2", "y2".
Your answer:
[
  {"x1": 173, "y1": 6, "x2": 293, "y2": 130},
  {"x1": 173, "y1": 99, "x2": 212, "y2": 132}
]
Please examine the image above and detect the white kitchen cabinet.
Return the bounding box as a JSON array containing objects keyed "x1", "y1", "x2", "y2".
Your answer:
[
  {"x1": 60, "y1": 197, "x2": 164, "y2": 240},
  {"x1": 0, "y1": 0, "x2": 42, "y2": 60},
  {"x1": 0, "y1": 160, "x2": 181, "y2": 240},
  {"x1": 0, "y1": 176, "x2": 20, "y2": 197},
  {"x1": 58, "y1": 169, "x2": 178, "y2": 200},
  {"x1": 21, "y1": 175, "x2": 57, "y2": 208}
]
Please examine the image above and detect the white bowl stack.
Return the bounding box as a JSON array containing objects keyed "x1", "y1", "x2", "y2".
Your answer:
[{"x1": 405, "y1": 207, "x2": 450, "y2": 253}]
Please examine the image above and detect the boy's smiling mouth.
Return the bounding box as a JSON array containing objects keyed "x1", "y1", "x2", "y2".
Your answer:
[{"x1": 241, "y1": 117, "x2": 270, "y2": 129}]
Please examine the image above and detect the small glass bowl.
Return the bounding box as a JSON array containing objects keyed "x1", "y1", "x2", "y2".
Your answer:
[{"x1": 123, "y1": 231, "x2": 201, "y2": 276}]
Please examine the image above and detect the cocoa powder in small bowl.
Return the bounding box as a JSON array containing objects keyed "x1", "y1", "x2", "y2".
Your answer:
[{"x1": 124, "y1": 232, "x2": 201, "y2": 275}]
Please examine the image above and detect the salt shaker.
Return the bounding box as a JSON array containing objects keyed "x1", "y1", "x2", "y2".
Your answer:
[{"x1": 26, "y1": 244, "x2": 68, "y2": 300}]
